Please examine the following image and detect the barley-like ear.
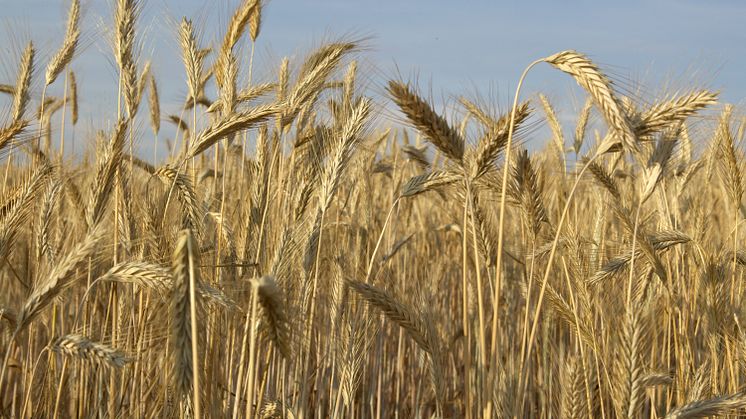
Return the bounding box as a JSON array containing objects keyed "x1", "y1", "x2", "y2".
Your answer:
[
  {"x1": 664, "y1": 393, "x2": 746, "y2": 419},
  {"x1": 509, "y1": 149, "x2": 548, "y2": 236},
  {"x1": 613, "y1": 305, "x2": 645, "y2": 419},
  {"x1": 36, "y1": 179, "x2": 61, "y2": 264},
  {"x1": 318, "y1": 97, "x2": 372, "y2": 211},
  {"x1": 69, "y1": 71, "x2": 79, "y2": 125},
  {"x1": 387, "y1": 80, "x2": 464, "y2": 163},
  {"x1": 641, "y1": 372, "x2": 672, "y2": 388},
  {"x1": 574, "y1": 96, "x2": 593, "y2": 153},
  {"x1": 188, "y1": 103, "x2": 280, "y2": 158},
  {"x1": 249, "y1": 0, "x2": 262, "y2": 42},
  {"x1": 99, "y1": 261, "x2": 172, "y2": 295},
  {"x1": 52, "y1": 334, "x2": 132, "y2": 368},
  {"x1": 636, "y1": 90, "x2": 718, "y2": 138},
  {"x1": 113, "y1": 0, "x2": 138, "y2": 72},
  {"x1": 0, "y1": 308, "x2": 17, "y2": 331},
  {"x1": 238, "y1": 82, "x2": 277, "y2": 104},
  {"x1": 16, "y1": 223, "x2": 105, "y2": 333},
  {"x1": 148, "y1": 74, "x2": 160, "y2": 135},
  {"x1": 252, "y1": 276, "x2": 290, "y2": 359},
  {"x1": 277, "y1": 57, "x2": 289, "y2": 102},
  {"x1": 45, "y1": 0, "x2": 80, "y2": 86},
  {"x1": 12, "y1": 42, "x2": 34, "y2": 123},
  {"x1": 154, "y1": 165, "x2": 204, "y2": 233},
  {"x1": 283, "y1": 42, "x2": 358, "y2": 127},
  {"x1": 87, "y1": 120, "x2": 127, "y2": 227},
  {"x1": 640, "y1": 127, "x2": 678, "y2": 202},
  {"x1": 0, "y1": 120, "x2": 30, "y2": 157},
  {"x1": 539, "y1": 94, "x2": 565, "y2": 154},
  {"x1": 0, "y1": 164, "x2": 53, "y2": 267},
  {"x1": 113, "y1": 0, "x2": 140, "y2": 117},
  {"x1": 179, "y1": 18, "x2": 204, "y2": 104},
  {"x1": 586, "y1": 158, "x2": 621, "y2": 200},
  {"x1": 402, "y1": 144, "x2": 430, "y2": 169},
  {"x1": 545, "y1": 50, "x2": 636, "y2": 153},
  {"x1": 717, "y1": 105, "x2": 743, "y2": 206},
  {"x1": 345, "y1": 279, "x2": 432, "y2": 354},
  {"x1": 588, "y1": 230, "x2": 689, "y2": 285},
  {"x1": 400, "y1": 170, "x2": 460, "y2": 198},
  {"x1": 560, "y1": 356, "x2": 584, "y2": 419},
  {"x1": 210, "y1": 82, "x2": 278, "y2": 113},
  {"x1": 215, "y1": 0, "x2": 256, "y2": 88},
  {"x1": 169, "y1": 229, "x2": 204, "y2": 406},
  {"x1": 472, "y1": 102, "x2": 530, "y2": 179},
  {"x1": 339, "y1": 307, "x2": 376, "y2": 408}
]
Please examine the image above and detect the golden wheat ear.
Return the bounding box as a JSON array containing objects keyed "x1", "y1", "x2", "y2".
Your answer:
[
  {"x1": 387, "y1": 80, "x2": 464, "y2": 163},
  {"x1": 52, "y1": 334, "x2": 132, "y2": 368},
  {"x1": 544, "y1": 50, "x2": 636, "y2": 154}
]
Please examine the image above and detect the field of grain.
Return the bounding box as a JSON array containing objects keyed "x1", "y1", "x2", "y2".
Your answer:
[{"x1": 1, "y1": 0, "x2": 745, "y2": 418}]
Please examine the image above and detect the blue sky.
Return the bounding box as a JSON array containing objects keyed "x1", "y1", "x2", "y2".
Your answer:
[{"x1": 1, "y1": 0, "x2": 744, "y2": 158}]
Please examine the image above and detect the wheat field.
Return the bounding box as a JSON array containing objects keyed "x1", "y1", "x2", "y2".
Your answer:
[{"x1": 0, "y1": 0, "x2": 745, "y2": 418}]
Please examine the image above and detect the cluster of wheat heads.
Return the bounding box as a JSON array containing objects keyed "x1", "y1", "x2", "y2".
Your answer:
[{"x1": 1, "y1": 0, "x2": 746, "y2": 418}]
